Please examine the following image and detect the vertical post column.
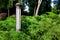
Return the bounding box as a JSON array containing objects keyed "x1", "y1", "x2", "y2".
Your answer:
[{"x1": 16, "y1": 3, "x2": 21, "y2": 31}]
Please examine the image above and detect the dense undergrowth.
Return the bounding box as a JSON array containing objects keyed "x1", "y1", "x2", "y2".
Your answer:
[{"x1": 0, "y1": 12, "x2": 60, "y2": 40}]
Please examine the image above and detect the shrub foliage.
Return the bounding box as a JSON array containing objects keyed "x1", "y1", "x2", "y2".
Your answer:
[{"x1": 0, "y1": 12, "x2": 60, "y2": 40}]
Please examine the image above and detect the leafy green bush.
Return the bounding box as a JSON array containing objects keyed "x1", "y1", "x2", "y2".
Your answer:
[
  {"x1": 0, "y1": 31, "x2": 31, "y2": 40},
  {"x1": 0, "y1": 16, "x2": 16, "y2": 31},
  {"x1": 0, "y1": 31, "x2": 8, "y2": 40},
  {"x1": 21, "y1": 16, "x2": 38, "y2": 33},
  {"x1": 9, "y1": 31, "x2": 31, "y2": 40},
  {"x1": 5, "y1": 16, "x2": 16, "y2": 31},
  {"x1": 21, "y1": 12, "x2": 60, "y2": 40},
  {"x1": 51, "y1": 8, "x2": 60, "y2": 14},
  {"x1": 0, "y1": 12, "x2": 60, "y2": 40}
]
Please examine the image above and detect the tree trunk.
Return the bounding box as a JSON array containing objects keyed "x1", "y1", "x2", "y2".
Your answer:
[
  {"x1": 8, "y1": 9, "x2": 9, "y2": 17},
  {"x1": 34, "y1": 6, "x2": 36, "y2": 15},
  {"x1": 35, "y1": 0, "x2": 42, "y2": 16}
]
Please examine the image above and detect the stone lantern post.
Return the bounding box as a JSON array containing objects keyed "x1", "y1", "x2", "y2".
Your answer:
[{"x1": 16, "y1": 3, "x2": 21, "y2": 31}]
